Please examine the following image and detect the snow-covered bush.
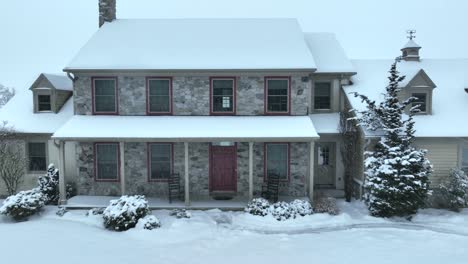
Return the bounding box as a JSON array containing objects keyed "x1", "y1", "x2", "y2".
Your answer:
[
  {"x1": 438, "y1": 169, "x2": 468, "y2": 212},
  {"x1": 244, "y1": 198, "x2": 270, "y2": 216},
  {"x1": 314, "y1": 196, "x2": 339, "y2": 215},
  {"x1": 270, "y1": 201, "x2": 297, "y2": 221},
  {"x1": 245, "y1": 198, "x2": 314, "y2": 220},
  {"x1": 86, "y1": 207, "x2": 104, "y2": 216},
  {"x1": 102, "y1": 195, "x2": 151, "y2": 231},
  {"x1": 0, "y1": 189, "x2": 46, "y2": 221},
  {"x1": 66, "y1": 182, "x2": 77, "y2": 199},
  {"x1": 137, "y1": 215, "x2": 161, "y2": 230},
  {"x1": 352, "y1": 62, "x2": 431, "y2": 217},
  {"x1": 56, "y1": 206, "x2": 68, "y2": 217},
  {"x1": 290, "y1": 199, "x2": 313, "y2": 216},
  {"x1": 37, "y1": 164, "x2": 59, "y2": 204},
  {"x1": 170, "y1": 208, "x2": 191, "y2": 219}
]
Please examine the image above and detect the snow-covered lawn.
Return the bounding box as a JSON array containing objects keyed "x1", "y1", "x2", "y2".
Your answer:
[{"x1": 1, "y1": 201, "x2": 467, "y2": 264}]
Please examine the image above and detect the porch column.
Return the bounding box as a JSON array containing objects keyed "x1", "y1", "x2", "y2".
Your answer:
[
  {"x1": 184, "y1": 142, "x2": 190, "y2": 206},
  {"x1": 119, "y1": 142, "x2": 126, "y2": 195},
  {"x1": 248, "y1": 142, "x2": 254, "y2": 200},
  {"x1": 58, "y1": 141, "x2": 67, "y2": 205},
  {"x1": 309, "y1": 141, "x2": 315, "y2": 202}
]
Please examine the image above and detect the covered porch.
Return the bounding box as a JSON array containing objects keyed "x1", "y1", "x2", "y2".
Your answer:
[{"x1": 52, "y1": 115, "x2": 319, "y2": 207}]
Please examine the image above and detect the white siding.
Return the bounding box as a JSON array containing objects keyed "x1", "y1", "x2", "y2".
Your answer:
[{"x1": 414, "y1": 138, "x2": 461, "y2": 186}]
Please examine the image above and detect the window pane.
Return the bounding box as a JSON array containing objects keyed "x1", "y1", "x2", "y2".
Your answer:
[
  {"x1": 149, "y1": 95, "x2": 170, "y2": 112},
  {"x1": 212, "y1": 79, "x2": 234, "y2": 113},
  {"x1": 267, "y1": 79, "x2": 288, "y2": 113},
  {"x1": 150, "y1": 144, "x2": 172, "y2": 180},
  {"x1": 148, "y1": 79, "x2": 171, "y2": 112},
  {"x1": 96, "y1": 144, "x2": 118, "y2": 180},
  {"x1": 314, "y1": 83, "x2": 331, "y2": 110},
  {"x1": 28, "y1": 142, "x2": 46, "y2": 171},
  {"x1": 149, "y1": 80, "x2": 170, "y2": 96},
  {"x1": 94, "y1": 79, "x2": 116, "y2": 113},
  {"x1": 266, "y1": 144, "x2": 288, "y2": 180},
  {"x1": 412, "y1": 93, "x2": 427, "y2": 112},
  {"x1": 38, "y1": 95, "x2": 51, "y2": 111}
]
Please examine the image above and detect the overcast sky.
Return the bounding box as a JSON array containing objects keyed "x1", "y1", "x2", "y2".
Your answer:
[{"x1": 0, "y1": 0, "x2": 467, "y2": 90}]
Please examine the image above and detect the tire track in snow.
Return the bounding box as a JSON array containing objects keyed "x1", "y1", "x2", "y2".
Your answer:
[{"x1": 223, "y1": 222, "x2": 468, "y2": 237}]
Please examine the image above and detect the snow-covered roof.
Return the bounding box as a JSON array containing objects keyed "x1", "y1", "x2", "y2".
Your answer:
[
  {"x1": 309, "y1": 113, "x2": 341, "y2": 134},
  {"x1": 304, "y1": 33, "x2": 355, "y2": 74},
  {"x1": 0, "y1": 90, "x2": 74, "y2": 134},
  {"x1": 402, "y1": 39, "x2": 421, "y2": 49},
  {"x1": 30, "y1": 73, "x2": 73, "y2": 91},
  {"x1": 65, "y1": 19, "x2": 317, "y2": 71},
  {"x1": 52, "y1": 115, "x2": 319, "y2": 142},
  {"x1": 346, "y1": 59, "x2": 468, "y2": 137},
  {"x1": 42, "y1": 73, "x2": 73, "y2": 91}
]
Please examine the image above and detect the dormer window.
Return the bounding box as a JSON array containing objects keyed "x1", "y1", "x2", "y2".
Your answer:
[
  {"x1": 38, "y1": 95, "x2": 52, "y2": 112},
  {"x1": 412, "y1": 93, "x2": 427, "y2": 113}
]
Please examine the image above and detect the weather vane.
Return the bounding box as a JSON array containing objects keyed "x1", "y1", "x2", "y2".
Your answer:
[{"x1": 406, "y1": 29, "x2": 416, "y2": 40}]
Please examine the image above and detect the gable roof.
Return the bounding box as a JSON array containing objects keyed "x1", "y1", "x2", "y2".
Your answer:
[
  {"x1": 30, "y1": 73, "x2": 73, "y2": 91},
  {"x1": 304, "y1": 33, "x2": 355, "y2": 74},
  {"x1": 64, "y1": 18, "x2": 317, "y2": 71},
  {"x1": 399, "y1": 69, "x2": 436, "y2": 88},
  {"x1": 345, "y1": 59, "x2": 468, "y2": 137}
]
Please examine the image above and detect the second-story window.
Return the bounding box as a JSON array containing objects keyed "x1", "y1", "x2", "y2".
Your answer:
[
  {"x1": 147, "y1": 78, "x2": 172, "y2": 114},
  {"x1": 93, "y1": 78, "x2": 117, "y2": 114},
  {"x1": 412, "y1": 93, "x2": 427, "y2": 113},
  {"x1": 314, "y1": 82, "x2": 331, "y2": 110},
  {"x1": 38, "y1": 95, "x2": 52, "y2": 112},
  {"x1": 265, "y1": 77, "x2": 290, "y2": 114},
  {"x1": 211, "y1": 78, "x2": 235, "y2": 114}
]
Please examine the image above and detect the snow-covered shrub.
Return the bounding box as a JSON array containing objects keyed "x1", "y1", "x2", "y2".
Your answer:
[
  {"x1": 86, "y1": 207, "x2": 104, "y2": 216},
  {"x1": 438, "y1": 169, "x2": 468, "y2": 212},
  {"x1": 314, "y1": 196, "x2": 339, "y2": 215},
  {"x1": 102, "y1": 195, "x2": 151, "y2": 231},
  {"x1": 37, "y1": 164, "x2": 59, "y2": 204},
  {"x1": 170, "y1": 208, "x2": 191, "y2": 219},
  {"x1": 244, "y1": 198, "x2": 270, "y2": 216},
  {"x1": 137, "y1": 215, "x2": 161, "y2": 230},
  {"x1": 270, "y1": 201, "x2": 297, "y2": 221},
  {"x1": 0, "y1": 189, "x2": 46, "y2": 221},
  {"x1": 56, "y1": 206, "x2": 68, "y2": 217},
  {"x1": 352, "y1": 62, "x2": 431, "y2": 217},
  {"x1": 290, "y1": 199, "x2": 313, "y2": 216}
]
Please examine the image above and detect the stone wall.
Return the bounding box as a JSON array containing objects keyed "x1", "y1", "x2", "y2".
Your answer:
[
  {"x1": 73, "y1": 73, "x2": 310, "y2": 116},
  {"x1": 75, "y1": 141, "x2": 309, "y2": 198}
]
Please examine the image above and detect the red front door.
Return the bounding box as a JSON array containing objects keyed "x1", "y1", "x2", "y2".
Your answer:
[{"x1": 210, "y1": 145, "x2": 237, "y2": 192}]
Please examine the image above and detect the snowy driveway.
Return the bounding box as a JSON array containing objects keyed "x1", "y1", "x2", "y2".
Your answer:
[{"x1": 0, "y1": 202, "x2": 467, "y2": 264}]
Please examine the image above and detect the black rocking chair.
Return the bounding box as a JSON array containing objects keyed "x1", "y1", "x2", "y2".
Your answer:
[
  {"x1": 261, "y1": 172, "x2": 280, "y2": 203},
  {"x1": 168, "y1": 173, "x2": 183, "y2": 203}
]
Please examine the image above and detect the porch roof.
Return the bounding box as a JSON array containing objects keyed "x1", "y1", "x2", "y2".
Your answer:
[{"x1": 52, "y1": 115, "x2": 319, "y2": 142}]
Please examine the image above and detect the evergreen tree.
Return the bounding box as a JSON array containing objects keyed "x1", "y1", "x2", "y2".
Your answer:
[
  {"x1": 37, "y1": 164, "x2": 60, "y2": 205},
  {"x1": 352, "y1": 61, "x2": 432, "y2": 218}
]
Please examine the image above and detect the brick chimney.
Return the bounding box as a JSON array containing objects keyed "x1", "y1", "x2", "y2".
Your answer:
[{"x1": 99, "y1": 0, "x2": 116, "y2": 27}]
